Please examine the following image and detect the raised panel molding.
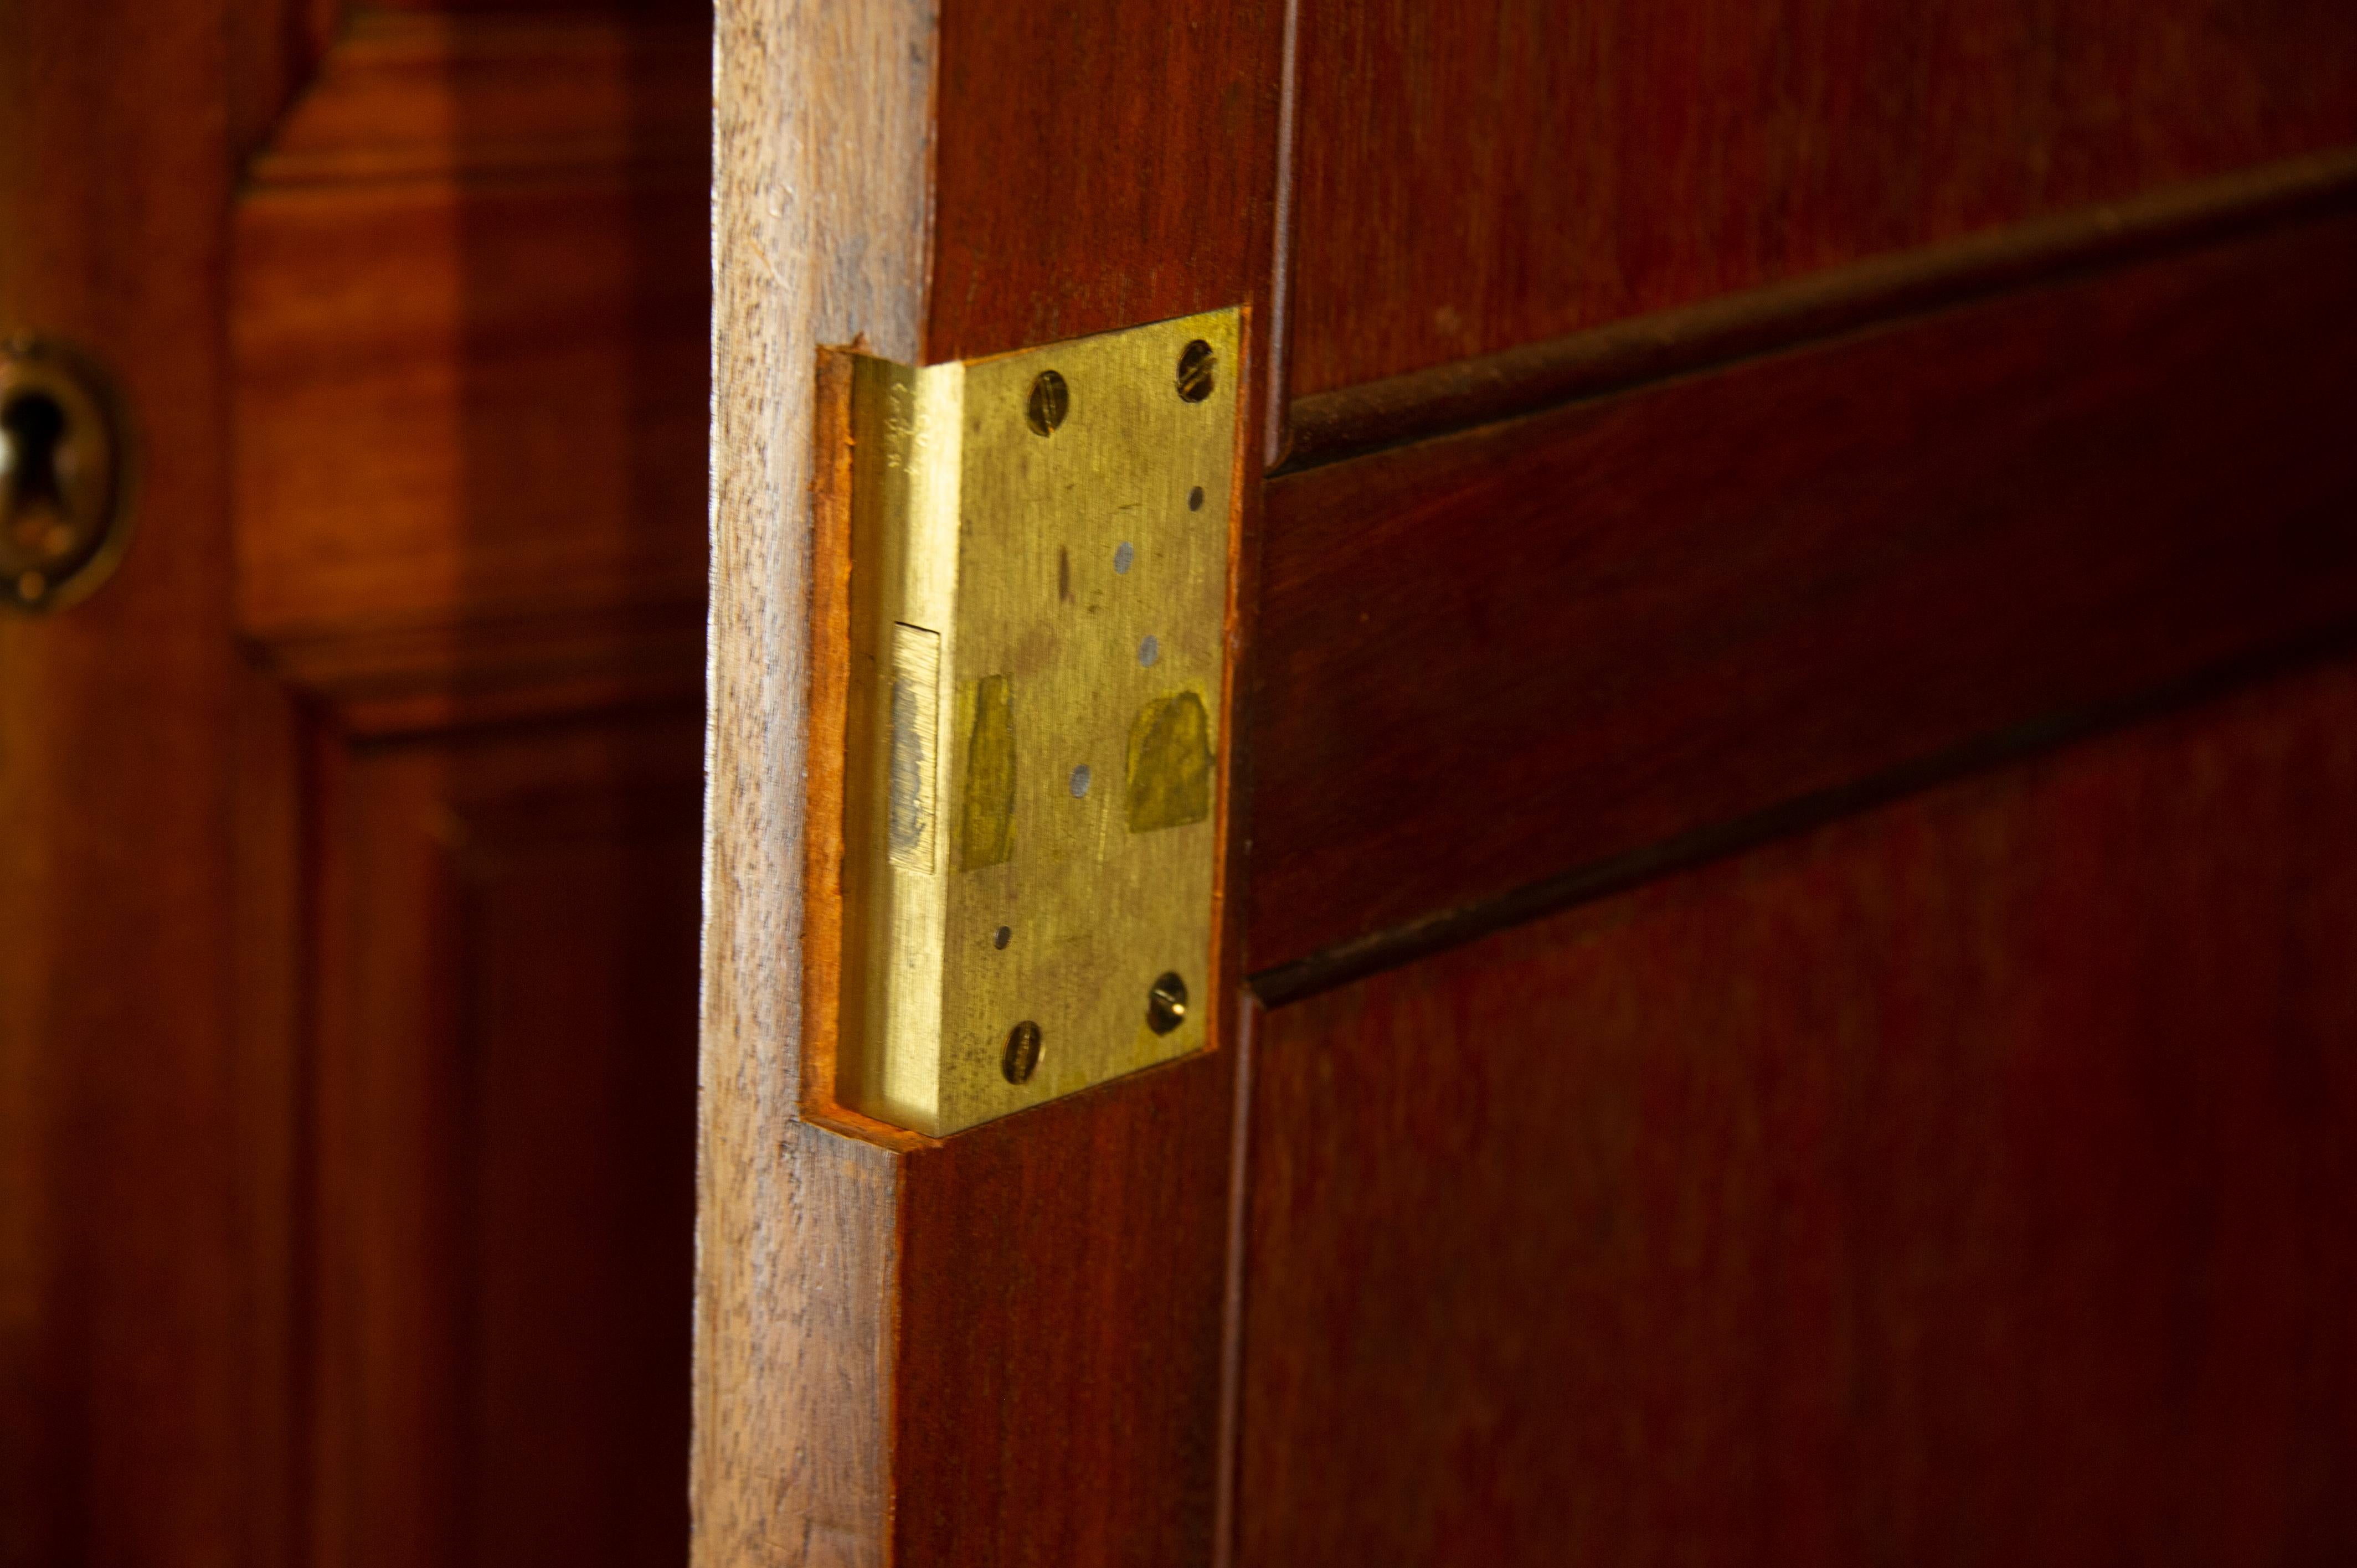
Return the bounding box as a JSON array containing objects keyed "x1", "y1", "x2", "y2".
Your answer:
[{"x1": 231, "y1": 10, "x2": 709, "y2": 708}]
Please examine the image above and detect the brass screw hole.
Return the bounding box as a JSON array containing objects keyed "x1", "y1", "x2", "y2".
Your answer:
[
  {"x1": 1026, "y1": 369, "x2": 1069, "y2": 435},
  {"x1": 1003, "y1": 1020, "x2": 1043, "y2": 1084},
  {"x1": 1175, "y1": 341, "x2": 1216, "y2": 404},
  {"x1": 1146, "y1": 972, "x2": 1188, "y2": 1035}
]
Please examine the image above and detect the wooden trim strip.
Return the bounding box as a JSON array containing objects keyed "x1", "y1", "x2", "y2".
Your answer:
[
  {"x1": 1243, "y1": 210, "x2": 2357, "y2": 997},
  {"x1": 1278, "y1": 146, "x2": 2357, "y2": 473},
  {"x1": 1249, "y1": 630, "x2": 2357, "y2": 1007}
]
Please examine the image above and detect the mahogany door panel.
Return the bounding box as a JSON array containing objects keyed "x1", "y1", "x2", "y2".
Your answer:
[
  {"x1": 311, "y1": 712, "x2": 702, "y2": 1568},
  {"x1": 1288, "y1": 0, "x2": 2357, "y2": 392},
  {"x1": 698, "y1": 2, "x2": 2357, "y2": 1566},
  {"x1": 2, "y1": 1, "x2": 245, "y2": 1561},
  {"x1": 1249, "y1": 203, "x2": 2357, "y2": 979},
  {"x1": 1239, "y1": 654, "x2": 2357, "y2": 1565},
  {"x1": 6, "y1": 1, "x2": 714, "y2": 1564},
  {"x1": 240, "y1": 9, "x2": 714, "y2": 1566}
]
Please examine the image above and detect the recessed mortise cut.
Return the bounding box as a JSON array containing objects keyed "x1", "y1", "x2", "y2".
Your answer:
[
  {"x1": 887, "y1": 624, "x2": 941, "y2": 872},
  {"x1": 1026, "y1": 368, "x2": 1069, "y2": 435},
  {"x1": 1002, "y1": 1021, "x2": 1043, "y2": 1084},
  {"x1": 1146, "y1": 973, "x2": 1188, "y2": 1035},
  {"x1": 1125, "y1": 690, "x2": 1213, "y2": 833},
  {"x1": 956, "y1": 673, "x2": 1016, "y2": 871},
  {"x1": 1176, "y1": 339, "x2": 1215, "y2": 403}
]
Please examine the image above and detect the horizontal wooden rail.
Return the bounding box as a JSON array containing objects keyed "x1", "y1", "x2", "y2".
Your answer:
[
  {"x1": 1248, "y1": 207, "x2": 2357, "y2": 998},
  {"x1": 1278, "y1": 147, "x2": 2357, "y2": 474}
]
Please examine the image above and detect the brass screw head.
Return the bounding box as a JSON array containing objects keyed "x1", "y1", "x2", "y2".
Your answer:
[
  {"x1": 1175, "y1": 340, "x2": 1215, "y2": 404},
  {"x1": 1002, "y1": 1020, "x2": 1044, "y2": 1084},
  {"x1": 1026, "y1": 370, "x2": 1069, "y2": 435},
  {"x1": 1146, "y1": 972, "x2": 1188, "y2": 1035}
]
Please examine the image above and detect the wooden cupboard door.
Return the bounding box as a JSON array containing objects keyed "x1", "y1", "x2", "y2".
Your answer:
[
  {"x1": 6, "y1": 2, "x2": 712, "y2": 1565},
  {"x1": 701, "y1": 1, "x2": 2357, "y2": 1565}
]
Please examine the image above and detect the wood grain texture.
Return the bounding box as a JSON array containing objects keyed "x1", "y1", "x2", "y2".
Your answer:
[
  {"x1": 0, "y1": 1, "x2": 248, "y2": 1562},
  {"x1": 894, "y1": 1061, "x2": 1234, "y2": 1567},
  {"x1": 1246, "y1": 210, "x2": 2357, "y2": 982},
  {"x1": 868, "y1": 4, "x2": 1290, "y2": 1561},
  {"x1": 693, "y1": 0, "x2": 934, "y2": 1564},
  {"x1": 232, "y1": 11, "x2": 710, "y2": 694},
  {"x1": 310, "y1": 712, "x2": 703, "y2": 1568},
  {"x1": 704, "y1": 0, "x2": 1291, "y2": 1559},
  {"x1": 1282, "y1": 148, "x2": 2357, "y2": 472},
  {"x1": 924, "y1": 0, "x2": 1289, "y2": 364},
  {"x1": 1238, "y1": 654, "x2": 2357, "y2": 1566},
  {"x1": 1286, "y1": 0, "x2": 2357, "y2": 396}
]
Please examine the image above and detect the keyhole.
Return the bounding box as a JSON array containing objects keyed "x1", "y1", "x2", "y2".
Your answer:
[{"x1": 2, "y1": 391, "x2": 71, "y2": 549}]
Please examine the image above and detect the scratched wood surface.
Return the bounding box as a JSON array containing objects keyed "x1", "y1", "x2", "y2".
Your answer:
[
  {"x1": 692, "y1": 0, "x2": 935, "y2": 1562},
  {"x1": 1285, "y1": 0, "x2": 2357, "y2": 396},
  {"x1": 1239, "y1": 654, "x2": 2357, "y2": 1565}
]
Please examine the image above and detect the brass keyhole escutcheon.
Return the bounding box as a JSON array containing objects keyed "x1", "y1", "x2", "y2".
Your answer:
[{"x1": 1, "y1": 339, "x2": 133, "y2": 612}]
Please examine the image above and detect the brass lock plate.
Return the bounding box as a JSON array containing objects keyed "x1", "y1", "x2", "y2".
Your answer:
[{"x1": 827, "y1": 308, "x2": 1241, "y2": 1137}]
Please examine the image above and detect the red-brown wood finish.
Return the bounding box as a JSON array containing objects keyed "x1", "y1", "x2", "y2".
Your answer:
[
  {"x1": 924, "y1": 0, "x2": 1290, "y2": 365},
  {"x1": 233, "y1": 11, "x2": 709, "y2": 687},
  {"x1": 1286, "y1": 0, "x2": 2357, "y2": 395},
  {"x1": 227, "y1": 6, "x2": 714, "y2": 1565},
  {"x1": 1, "y1": 1, "x2": 245, "y2": 1562},
  {"x1": 310, "y1": 715, "x2": 702, "y2": 1568},
  {"x1": 894, "y1": 1070, "x2": 1233, "y2": 1566},
  {"x1": 848, "y1": 4, "x2": 1292, "y2": 1561},
  {"x1": 1239, "y1": 656, "x2": 2357, "y2": 1565},
  {"x1": 1247, "y1": 208, "x2": 2357, "y2": 979}
]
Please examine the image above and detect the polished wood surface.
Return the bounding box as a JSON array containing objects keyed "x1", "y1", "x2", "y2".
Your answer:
[
  {"x1": 236, "y1": 9, "x2": 716, "y2": 1565},
  {"x1": 5, "y1": 1, "x2": 713, "y2": 1562},
  {"x1": 717, "y1": 2, "x2": 2357, "y2": 1564},
  {"x1": 233, "y1": 10, "x2": 708, "y2": 693},
  {"x1": 1281, "y1": 148, "x2": 2357, "y2": 472},
  {"x1": 1286, "y1": 0, "x2": 2357, "y2": 396},
  {"x1": 1248, "y1": 206, "x2": 2357, "y2": 983},
  {"x1": 311, "y1": 714, "x2": 702, "y2": 1568},
  {"x1": 1, "y1": 2, "x2": 245, "y2": 1562},
  {"x1": 1241, "y1": 656, "x2": 2357, "y2": 1564},
  {"x1": 924, "y1": 0, "x2": 1289, "y2": 365}
]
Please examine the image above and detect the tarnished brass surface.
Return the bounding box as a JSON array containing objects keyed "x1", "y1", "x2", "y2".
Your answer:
[
  {"x1": 0, "y1": 338, "x2": 134, "y2": 612},
  {"x1": 836, "y1": 308, "x2": 1241, "y2": 1136}
]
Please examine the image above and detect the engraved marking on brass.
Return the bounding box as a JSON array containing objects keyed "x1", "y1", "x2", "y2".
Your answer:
[
  {"x1": 956, "y1": 673, "x2": 1016, "y2": 871},
  {"x1": 887, "y1": 623, "x2": 941, "y2": 873},
  {"x1": 836, "y1": 308, "x2": 1241, "y2": 1136},
  {"x1": 1125, "y1": 690, "x2": 1213, "y2": 833},
  {"x1": 0, "y1": 338, "x2": 134, "y2": 613}
]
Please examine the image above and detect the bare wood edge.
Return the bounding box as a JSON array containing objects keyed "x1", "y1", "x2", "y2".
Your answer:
[
  {"x1": 693, "y1": 0, "x2": 937, "y2": 1565},
  {"x1": 1279, "y1": 144, "x2": 2357, "y2": 473}
]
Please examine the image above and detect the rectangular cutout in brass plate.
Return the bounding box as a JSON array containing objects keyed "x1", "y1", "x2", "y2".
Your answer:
[{"x1": 832, "y1": 308, "x2": 1242, "y2": 1137}]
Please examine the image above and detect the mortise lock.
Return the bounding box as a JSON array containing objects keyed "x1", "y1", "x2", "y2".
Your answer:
[
  {"x1": 828, "y1": 308, "x2": 1243, "y2": 1137},
  {"x1": 0, "y1": 338, "x2": 133, "y2": 612}
]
